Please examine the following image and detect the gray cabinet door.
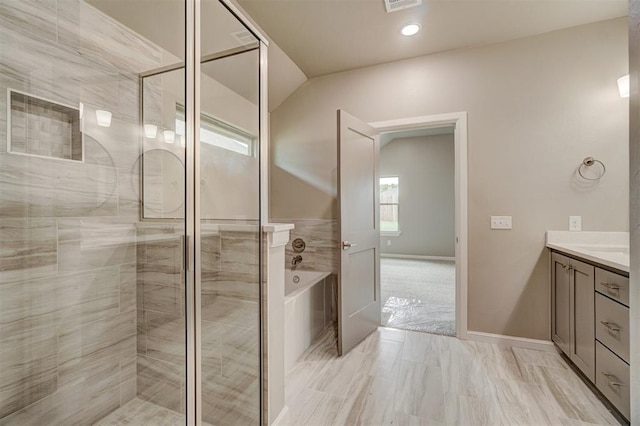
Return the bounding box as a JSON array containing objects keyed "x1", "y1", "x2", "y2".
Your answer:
[
  {"x1": 551, "y1": 253, "x2": 571, "y2": 355},
  {"x1": 569, "y1": 258, "x2": 595, "y2": 382}
]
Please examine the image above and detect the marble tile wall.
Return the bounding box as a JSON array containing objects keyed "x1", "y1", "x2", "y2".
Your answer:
[
  {"x1": 135, "y1": 224, "x2": 261, "y2": 424},
  {"x1": 0, "y1": 0, "x2": 162, "y2": 424},
  {"x1": 274, "y1": 218, "x2": 339, "y2": 275},
  {"x1": 0, "y1": 218, "x2": 138, "y2": 424}
]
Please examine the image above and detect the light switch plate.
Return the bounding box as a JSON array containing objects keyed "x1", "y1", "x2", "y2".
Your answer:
[
  {"x1": 491, "y1": 216, "x2": 512, "y2": 230},
  {"x1": 569, "y1": 216, "x2": 582, "y2": 231}
]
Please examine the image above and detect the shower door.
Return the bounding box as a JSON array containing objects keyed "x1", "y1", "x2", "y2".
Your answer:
[
  {"x1": 0, "y1": 0, "x2": 266, "y2": 425},
  {"x1": 197, "y1": 2, "x2": 263, "y2": 423},
  {"x1": 0, "y1": 0, "x2": 189, "y2": 424}
]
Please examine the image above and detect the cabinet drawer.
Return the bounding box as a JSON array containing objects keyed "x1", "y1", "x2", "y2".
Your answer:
[
  {"x1": 595, "y1": 341, "x2": 630, "y2": 420},
  {"x1": 595, "y1": 268, "x2": 629, "y2": 306},
  {"x1": 595, "y1": 293, "x2": 629, "y2": 363}
]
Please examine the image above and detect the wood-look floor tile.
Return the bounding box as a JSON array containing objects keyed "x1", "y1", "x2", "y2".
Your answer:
[
  {"x1": 444, "y1": 394, "x2": 497, "y2": 426},
  {"x1": 440, "y1": 342, "x2": 494, "y2": 400},
  {"x1": 335, "y1": 375, "x2": 396, "y2": 426},
  {"x1": 526, "y1": 365, "x2": 620, "y2": 425},
  {"x1": 287, "y1": 388, "x2": 343, "y2": 426},
  {"x1": 286, "y1": 327, "x2": 621, "y2": 426},
  {"x1": 394, "y1": 411, "x2": 444, "y2": 426},
  {"x1": 402, "y1": 330, "x2": 442, "y2": 366},
  {"x1": 285, "y1": 361, "x2": 320, "y2": 405},
  {"x1": 305, "y1": 348, "x2": 365, "y2": 398},
  {"x1": 512, "y1": 346, "x2": 568, "y2": 370},
  {"x1": 394, "y1": 360, "x2": 445, "y2": 422}
]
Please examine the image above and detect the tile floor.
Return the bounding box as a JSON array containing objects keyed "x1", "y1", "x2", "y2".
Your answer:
[
  {"x1": 285, "y1": 326, "x2": 624, "y2": 426},
  {"x1": 93, "y1": 399, "x2": 186, "y2": 426}
]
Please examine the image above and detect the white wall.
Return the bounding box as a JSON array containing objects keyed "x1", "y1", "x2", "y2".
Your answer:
[
  {"x1": 380, "y1": 134, "x2": 455, "y2": 257},
  {"x1": 270, "y1": 18, "x2": 629, "y2": 340}
]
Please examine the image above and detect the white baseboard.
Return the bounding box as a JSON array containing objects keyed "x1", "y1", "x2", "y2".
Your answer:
[
  {"x1": 381, "y1": 253, "x2": 455, "y2": 261},
  {"x1": 465, "y1": 331, "x2": 558, "y2": 353},
  {"x1": 271, "y1": 405, "x2": 289, "y2": 426}
]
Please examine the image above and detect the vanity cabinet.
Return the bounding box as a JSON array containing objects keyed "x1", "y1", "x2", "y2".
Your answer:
[
  {"x1": 550, "y1": 250, "x2": 630, "y2": 421},
  {"x1": 551, "y1": 252, "x2": 595, "y2": 381}
]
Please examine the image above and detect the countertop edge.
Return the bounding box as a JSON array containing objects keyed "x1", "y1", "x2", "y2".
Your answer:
[{"x1": 547, "y1": 243, "x2": 629, "y2": 274}]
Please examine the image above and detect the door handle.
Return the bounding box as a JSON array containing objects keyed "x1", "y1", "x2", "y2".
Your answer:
[{"x1": 342, "y1": 241, "x2": 357, "y2": 250}]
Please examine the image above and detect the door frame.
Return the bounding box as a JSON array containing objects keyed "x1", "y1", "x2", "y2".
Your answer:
[{"x1": 369, "y1": 111, "x2": 469, "y2": 339}]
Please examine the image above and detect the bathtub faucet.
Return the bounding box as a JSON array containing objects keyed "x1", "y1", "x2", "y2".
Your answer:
[{"x1": 291, "y1": 255, "x2": 303, "y2": 270}]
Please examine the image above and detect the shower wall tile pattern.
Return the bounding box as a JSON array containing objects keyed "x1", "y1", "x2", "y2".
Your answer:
[{"x1": 0, "y1": 0, "x2": 162, "y2": 424}]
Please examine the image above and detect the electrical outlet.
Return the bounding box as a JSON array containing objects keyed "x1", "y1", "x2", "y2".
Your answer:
[
  {"x1": 569, "y1": 216, "x2": 582, "y2": 231},
  {"x1": 386, "y1": 240, "x2": 391, "y2": 246},
  {"x1": 491, "y1": 216, "x2": 512, "y2": 230}
]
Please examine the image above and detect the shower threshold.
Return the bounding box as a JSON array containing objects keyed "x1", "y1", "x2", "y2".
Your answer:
[{"x1": 94, "y1": 398, "x2": 213, "y2": 426}]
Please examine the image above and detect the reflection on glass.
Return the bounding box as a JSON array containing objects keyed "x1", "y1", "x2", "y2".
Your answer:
[
  {"x1": 200, "y1": 2, "x2": 261, "y2": 424},
  {"x1": 175, "y1": 105, "x2": 256, "y2": 156},
  {"x1": 141, "y1": 69, "x2": 187, "y2": 220}
]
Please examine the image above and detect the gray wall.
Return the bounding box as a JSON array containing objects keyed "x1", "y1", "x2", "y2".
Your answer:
[
  {"x1": 270, "y1": 18, "x2": 629, "y2": 340},
  {"x1": 628, "y1": 2, "x2": 639, "y2": 423},
  {"x1": 380, "y1": 134, "x2": 455, "y2": 257}
]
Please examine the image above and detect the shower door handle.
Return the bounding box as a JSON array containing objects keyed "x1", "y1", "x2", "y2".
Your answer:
[{"x1": 342, "y1": 241, "x2": 357, "y2": 250}]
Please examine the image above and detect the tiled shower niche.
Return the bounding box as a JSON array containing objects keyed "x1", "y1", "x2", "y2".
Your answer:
[{"x1": 8, "y1": 90, "x2": 83, "y2": 161}]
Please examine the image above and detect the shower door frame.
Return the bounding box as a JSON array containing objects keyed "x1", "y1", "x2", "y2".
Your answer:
[{"x1": 185, "y1": 1, "x2": 270, "y2": 425}]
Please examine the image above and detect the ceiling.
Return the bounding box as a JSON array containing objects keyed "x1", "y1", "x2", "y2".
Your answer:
[{"x1": 236, "y1": 0, "x2": 628, "y2": 77}]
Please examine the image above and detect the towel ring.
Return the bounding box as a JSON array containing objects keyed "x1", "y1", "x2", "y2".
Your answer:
[{"x1": 578, "y1": 157, "x2": 606, "y2": 181}]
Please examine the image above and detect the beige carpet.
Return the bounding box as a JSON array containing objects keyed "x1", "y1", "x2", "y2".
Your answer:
[{"x1": 381, "y1": 258, "x2": 456, "y2": 336}]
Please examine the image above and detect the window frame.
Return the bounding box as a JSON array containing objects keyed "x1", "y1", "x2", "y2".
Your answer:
[{"x1": 379, "y1": 175, "x2": 401, "y2": 236}]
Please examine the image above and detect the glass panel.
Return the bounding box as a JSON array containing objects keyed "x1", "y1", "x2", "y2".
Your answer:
[
  {"x1": 380, "y1": 176, "x2": 399, "y2": 203},
  {"x1": 0, "y1": 1, "x2": 187, "y2": 424},
  {"x1": 142, "y1": 70, "x2": 187, "y2": 220},
  {"x1": 380, "y1": 176, "x2": 399, "y2": 232},
  {"x1": 200, "y1": 1, "x2": 261, "y2": 424},
  {"x1": 380, "y1": 205, "x2": 399, "y2": 232}
]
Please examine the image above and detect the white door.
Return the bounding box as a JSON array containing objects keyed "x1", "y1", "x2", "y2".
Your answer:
[{"x1": 337, "y1": 109, "x2": 380, "y2": 356}]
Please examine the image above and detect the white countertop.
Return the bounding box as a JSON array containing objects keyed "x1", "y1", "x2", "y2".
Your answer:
[{"x1": 546, "y1": 231, "x2": 629, "y2": 273}]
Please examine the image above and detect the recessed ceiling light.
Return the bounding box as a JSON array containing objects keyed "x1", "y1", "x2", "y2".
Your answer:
[{"x1": 401, "y1": 23, "x2": 421, "y2": 36}]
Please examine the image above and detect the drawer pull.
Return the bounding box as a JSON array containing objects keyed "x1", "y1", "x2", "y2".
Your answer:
[
  {"x1": 558, "y1": 262, "x2": 573, "y2": 271},
  {"x1": 601, "y1": 372, "x2": 625, "y2": 387},
  {"x1": 600, "y1": 321, "x2": 622, "y2": 332},
  {"x1": 601, "y1": 282, "x2": 621, "y2": 292}
]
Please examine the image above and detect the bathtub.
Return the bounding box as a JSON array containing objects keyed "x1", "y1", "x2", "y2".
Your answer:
[{"x1": 284, "y1": 270, "x2": 333, "y2": 372}]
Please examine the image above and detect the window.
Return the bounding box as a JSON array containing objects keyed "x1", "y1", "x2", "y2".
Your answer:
[
  {"x1": 380, "y1": 176, "x2": 399, "y2": 234},
  {"x1": 175, "y1": 104, "x2": 255, "y2": 156}
]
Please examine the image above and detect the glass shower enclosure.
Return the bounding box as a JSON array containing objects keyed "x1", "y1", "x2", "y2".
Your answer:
[{"x1": 0, "y1": 0, "x2": 266, "y2": 424}]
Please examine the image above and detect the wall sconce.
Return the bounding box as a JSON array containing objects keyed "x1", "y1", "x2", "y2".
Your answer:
[
  {"x1": 96, "y1": 109, "x2": 112, "y2": 127},
  {"x1": 163, "y1": 129, "x2": 175, "y2": 144},
  {"x1": 144, "y1": 124, "x2": 158, "y2": 139},
  {"x1": 617, "y1": 74, "x2": 629, "y2": 98}
]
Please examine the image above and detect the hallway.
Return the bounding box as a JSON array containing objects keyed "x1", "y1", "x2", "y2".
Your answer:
[{"x1": 285, "y1": 327, "x2": 622, "y2": 425}]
